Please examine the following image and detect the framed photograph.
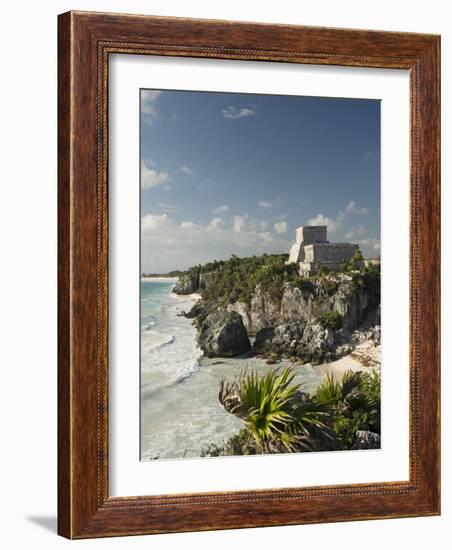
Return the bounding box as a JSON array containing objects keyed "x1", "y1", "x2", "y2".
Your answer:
[{"x1": 58, "y1": 11, "x2": 440, "y2": 538}]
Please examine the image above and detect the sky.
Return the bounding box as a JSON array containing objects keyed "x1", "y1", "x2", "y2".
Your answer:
[{"x1": 140, "y1": 89, "x2": 380, "y2": 273}]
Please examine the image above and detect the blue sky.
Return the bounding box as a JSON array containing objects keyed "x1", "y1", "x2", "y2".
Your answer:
[{"x1": 140, "y1": 89, "x2": 380, "y2": 273}]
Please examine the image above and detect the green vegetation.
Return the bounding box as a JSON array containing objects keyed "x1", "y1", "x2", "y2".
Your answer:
[
  {"x1": 218, "y1": 367, "x2": 333, "y2": 453},
  {"x1": 142, "y1": 269, "x2": 186, "y2": 277},
  {"x1": 205, "y1": 367, "x2": 381, "y2": 456},
  {"x1": 201, "y1": 429, "x2": 256, "y2": 457},
  {"x1": 348, "y1": 248, "x2": 364, "y2": 271},
  {"x1": 292, "y1": 277, "x2": 315, "y2": 295},
  {"x1": 174, "y1": 252, "x2": 379, "y2": 332},
  {"x1": 350, "y1": 266, "x2": 381, "y2": 317},
  {"x1": 181, "y1": 252, "x2": 378, "y2": 306},
  {"x1": 320, "y1": 310, "x2": 343, "y2": 331},
  {"x1": 196, "y1": 254, "x2": 298, "y2": 305},
  {"x1": 314, "y1": 370, "x2": 381, "y2": 449},
  {"x1": 336, "y1": 249, "x2": 365, "y2": 273},
  {"x1": 146, "y1": 249, "x2": 379, "y2": 283}
]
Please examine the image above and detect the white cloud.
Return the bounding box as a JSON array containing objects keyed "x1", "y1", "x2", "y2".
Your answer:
[
  {"x1": 179, "y1": 220, "x2": 202, "y2": 231},
  {"x1": 345, "y1": 226, "x2": 367, "y2": 240},
  {"x1": 274, "y1": 221, "x2": 288, "y2": 234},
  {"x1": 141, "y1": 213, "x2": 290, "y2": 272},
  {"x1": 180, "y1": 165, "x2": 193, "y2": 175},
  {"x1": 221, "y1": 105, "x2": 257, "y2": 119},
  {"x1": 308, "y1": 211, "x2": 345, "y2": 233},
  {"x1": 356, "y1": 238, "x2": 380, "y2": 251},
  {"x1": 141, "y1": 160, "x2": 170, "y2": 190},
  {"x1": 308, "y1": 202, "x2": 369, "y2": 235},
  {"x1": 141, "y1": 213, "x2": 174, "y2": 231},
  {"x1": 345, "y1": 237, "x2": 380, "y2": 257},
  {"x1": 141, "y1": 90, "x2": 161, "y2": 125},
  {"x1": 257, "y1": 200, "x2": 273, "y2": 208},
  {"x1": 208, "y1": 217, "x2": 224, "y2": 230},
  {"x1": 346, "y1": 201, "x2": 368, "y2": 215},
  {"x1": 233, "y1": 214, "x2": 248, "y2": 233},
  {"x1": 259, "y1": 221, "x2": 268, "y2": 230},
  {"x1": 212, "y1": 205, "x2": 230, "y2": 215},
  {"x1": 258, "y1": 232, "x2": 274, "y2": 243}
]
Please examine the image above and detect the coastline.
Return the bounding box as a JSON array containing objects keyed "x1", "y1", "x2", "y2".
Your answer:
[
  {"x1": 199, "y1": 344, "x2": 380, "y2": 381},
  {"x1": 313, "y1": 342, "x2": 380, "y2": 378},
  {"x1": 198, "y1": 320, "x2": 380, "y2": 393},
  {"x1": 142, "y1": 276, "x2": 178, "y2": 282},
  {"x1": 182, "y1": 283, "x2": 380, "y2": 380},
  {"x1": 140, "y1": 283, "x2": 380, "y2": 459}
]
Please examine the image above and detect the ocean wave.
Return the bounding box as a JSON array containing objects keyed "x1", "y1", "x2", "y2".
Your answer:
[
  {"x1": 142, "y1": 359, "x2": 202, "y2": 400},
  {"x1": 140, "y1": 280, "x2": 204, "y2": 398},
  {"x1": 141, "y1": 334, "x2": 203, "y2": 396},
  {"x1": 175, "y1": 350, "x2": 203, "y2": 383},
  {"x1": 143, "y1": 315, "x2": 157, "y2": 330},
  {"x1": 142, "y1": 331, "x2": 175, "y2": 353}
]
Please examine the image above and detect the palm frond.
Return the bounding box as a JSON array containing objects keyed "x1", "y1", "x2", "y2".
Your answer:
[{"x1": 219, "y1": 366, "x2": 337, "y2": 453}]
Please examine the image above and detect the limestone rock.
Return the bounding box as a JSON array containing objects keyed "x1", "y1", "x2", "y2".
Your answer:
[
  {"x1": 197, "y1": 310, "x2": 251, "y2": 357},
  {"x1": 249, "y1": 285, "x2": 281, "y2": 333},
  {"x1": 229, "y1": 273, "x2": 379, "y2": 337},
  {"x1": 172, "y1": 273, "x2": 199, "y2": 295},
  {"x1": 254, "y1": 322, "x2": 334, "y2": 364},
  {"x1": 179, "y1": 267, "x2": 380, "y2": 364},
  {"x1": 280, "y1": 284, "x2": 314, "y2": 324},
  {"x1": 183, "y1": 299, "x2": 206, "y2": 319},
  {"x1": 352, "y1": 430, "x2": 381, "y2": 450},
  {"x1": 227, "y1": 301, "x2": 253, "y2": 333},
  {"x1": 254, "y1": 327, "x2": 275, "y2": 354}
]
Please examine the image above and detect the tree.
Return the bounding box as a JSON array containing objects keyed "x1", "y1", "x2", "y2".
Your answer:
[{"x1": 348, "y1": 248, "x2": 364, "y2": 271}]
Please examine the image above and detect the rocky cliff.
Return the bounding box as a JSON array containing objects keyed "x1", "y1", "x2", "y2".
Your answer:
[
  {"x1": 227, "y1": 273, "x2": 379, "y2": 335},
  {"x1": 173, "y1": 260, "x2": 380, "y2": 362},
  {"x1": 172, "y1": 271, "x2": 213, "y2": 295},
  {"x1": 195, "y1": 309, "x2": 251, "y2": 357},
  {"x1": 172, "y1": 272, "x2": 200, "y2": 295}
]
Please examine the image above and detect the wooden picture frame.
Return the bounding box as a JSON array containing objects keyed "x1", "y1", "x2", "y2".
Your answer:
[{"x1": 58, "y1": 11, "x2": 440, "y2": 539}]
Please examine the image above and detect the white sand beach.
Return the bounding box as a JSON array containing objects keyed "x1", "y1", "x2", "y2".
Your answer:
[
  {"x1": 141, "y1": 276, "x2": 178, "y2": 282},
  {"x1": 314, "y1": 340, "x2": 381, "y2": 379}
]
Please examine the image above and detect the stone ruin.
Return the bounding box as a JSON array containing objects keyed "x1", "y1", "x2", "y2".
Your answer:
[{"x1": 287, "y1": 225, "x2": 359, "y2": 275}]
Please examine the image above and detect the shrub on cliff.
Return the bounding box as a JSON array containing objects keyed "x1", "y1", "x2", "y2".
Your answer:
[
  {"x1": 348, "y1": 249, "x2": 364, "y2": 271},
  {"x1": 293, "y1": 277, "x2": 315, "y2": 295},
  {"x1": 200, "y1": 253, "x2": 295, "y2": 305},
  {"x1": 178, "y1": 252, "x2": 380, "y2": 309},
  {"x1": 320, "y1": 310, "x2": 343, "y2": 330}
]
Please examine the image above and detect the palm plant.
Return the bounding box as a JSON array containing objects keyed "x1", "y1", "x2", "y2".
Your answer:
[
  {"x1": 315, "y1": 370, "x2": 362, "y2": 405},
  {"x1": 219, "y1": 367, "x2": 333, "y2": 453},
  {"x1": 314, "y1": 369, "x2": 381, "y2": 449},
  {"x1": 314, "y1": 372, "x2": 343, "y2": 404},
  {"x1": 359, "y1": 370, "x2": 381, "y2": 407}
]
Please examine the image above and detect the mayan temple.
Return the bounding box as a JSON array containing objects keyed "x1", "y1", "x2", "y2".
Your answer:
[{"x1": 287, "y1": 225, "x2": 359, "y2": 275}]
